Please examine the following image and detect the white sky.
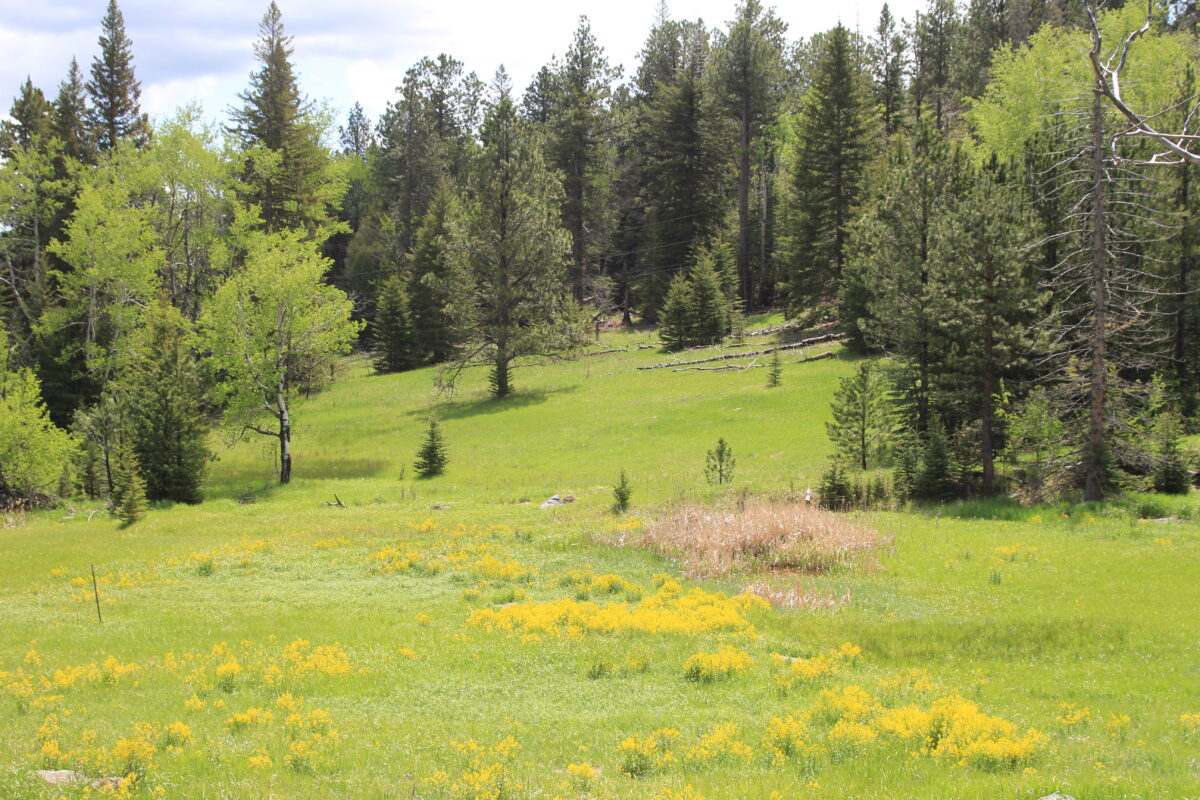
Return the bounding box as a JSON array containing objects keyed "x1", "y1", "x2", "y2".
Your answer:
[{"x1": 1, "y1": 0, "x2": 926, "y2": 129}]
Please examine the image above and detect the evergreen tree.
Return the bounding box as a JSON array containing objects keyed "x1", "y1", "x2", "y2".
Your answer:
[
  {"x1": 910, "y1": 0, "x2": 961, "y2": 131},
  {"x1": 413, "y1": 416, "x2": 448, "y2": 477},
  {"x1": 447, "y1": 72, "x2": 584, "y2": 399},
  {"x1": 783, "y1": 24, "x2": 875, "y2": 309},
  {"x1": 766, "y1": 350, "x2": 782, "y2": 387},
  {"x1": 612, "y1": 469, "x2": 632, "y2": 512},
  {"x1": 659, "y1": 273, "x2": 695, "y2": 351},
  {"x1": 869, "y1": 4, "x2": 908, "y2": 138},
  {"x1": 1153, "y1": 412, "x2": 1190, "y2": 495},
  {"x1": 87, "y1": 0, "x2": 147, "y2": 152},
  {"x1": 111, "y1": 439, "x2": 147, "y2": 526},
  {"x1": 229, "y1": 2, "x2": 331, "y2": 234},
  {"x1": 705, "y1": 437, "x2": 735, "y2": 485},
  {"x1": 927, "y1": 166, "x2": 1043, "y2": 494},
  {"x1": 408, "y1": 185, "x2": 458, "y2": 364},
  {"x1": 339, "y1": 102, "x2": 374, "y2": 161},
  {"x1": 0, "y1": 78, "x2": 53, "y2": 158},
  {"x1": 123, "y1": 298, "x2": 209, "y2": 504},
  {"x1": 541, "y1": 17, "x2": 620, "y2": 304},
  {"x1": 826, "y1": 361, "x2": 895, "y2": 471},
  {"x1": 913, "y1": 415, "x2": 955, "y2": 501},
  {"x1": 818, "y1": 459, "x2": 853, "y2": 509},
  {"x1": 710, "y1": 0, "x2": 787, "y2": 303},
  {"x1": 688, "y1": 249, "x2": 732, "y2": 346},
  {"x1": 634, "y1": 19, "x2": 729, "y2": 317},
  {"x1": 54, "y1": 58, "x2": 94, "y2": 165},
  {"x1": 372, "y1": 273, "x2": 420, "y2": 373},
  {"x1": 843, "y1": 124, "x2": 968, "y2": 432}
]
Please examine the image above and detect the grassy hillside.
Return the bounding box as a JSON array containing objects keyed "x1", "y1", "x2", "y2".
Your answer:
[{"x1": 1, "y1": 318, "x2": 1198, "y2": 799}]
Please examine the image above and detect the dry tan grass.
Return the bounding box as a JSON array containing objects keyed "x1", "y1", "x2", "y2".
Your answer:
[
  {"x1": 638, "y1": 499, "x2": 884, "y2": 579},
  {"x1": 741, "y1": 579, "x2": 852, "y2": 611}
]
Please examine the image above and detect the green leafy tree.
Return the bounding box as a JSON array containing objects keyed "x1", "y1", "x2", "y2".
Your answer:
[
  {"x1": 413, "y1": 416, "x2": 448, "y2": 477},
  {"x1": 782, "y1": 23, "x2": 876, "y2": 308},
  {"x1": 826, "y1": 361, "x2": 895, "y2": 471},
  {"x1": 705, "y1": 437, "x2": 735, "y2": 485},
  {"x1": 204, "y1": 227, "x2": 361, "y2": 484},
  {"x1": 0, "y1": 329, "x2": 77, "y2": 503},
  {"x1": 446, "y1": 73, "x2": 584, "y2": 399},
  {"x1": 372, "y1": 273, "x2": 420, "y2": 373},
  {"x1": 122, "y1": 298, "x2": 210, "y2": 504},
  {"x1": 87, "y1": 0, "x2": 148, "y2": 152},
  {"x1": 1001, "y1": 387, "x2": 1064, "y2": 503}
]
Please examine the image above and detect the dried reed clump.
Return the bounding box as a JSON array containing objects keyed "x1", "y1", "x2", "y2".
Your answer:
[{"x1": 640, "y1": 500, "x2": 883, "y2": 578}]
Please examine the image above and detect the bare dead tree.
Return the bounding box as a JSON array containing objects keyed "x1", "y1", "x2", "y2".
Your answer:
[{"x1": 1085, "y1": 0, "x2": 1200, "y2": 165}]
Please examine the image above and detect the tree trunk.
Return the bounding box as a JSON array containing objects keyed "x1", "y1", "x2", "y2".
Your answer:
[
  {"x1": 1083, "y1": 90, "x2": 1108, "y2": 502},
  {"x1": 278, "y1": 386, "x2": 292, "y2": 484},
  {"x1": 981, "y1": 262, "x2": 996, "y2": 495},
  {"x1": 737, "y1": 101, "x2": 751, "y2": 303},
  {"x1": 491, "y1": 352, "x2": 512, "y2": 399}
]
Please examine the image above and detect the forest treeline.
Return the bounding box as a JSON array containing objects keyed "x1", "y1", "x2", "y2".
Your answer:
[{"x1": 1, "y1": 0, "x2": 1198, "y2": 512}]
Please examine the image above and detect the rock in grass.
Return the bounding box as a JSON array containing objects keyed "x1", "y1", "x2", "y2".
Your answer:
[
  {"x1": 36, "y1": 770, "x2": 84, "y2": 785},
  {"x1": 1037, "y1": 794, "x2": 1077, "y2": 800}
]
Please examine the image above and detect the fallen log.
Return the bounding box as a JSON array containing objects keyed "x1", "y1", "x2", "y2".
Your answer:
[
  {"x1": 638, "y1": 332, "x2": 845, "y2": 370},
  {"x1": 672, "y1": 350, "x2": 835, "y2": 372}
]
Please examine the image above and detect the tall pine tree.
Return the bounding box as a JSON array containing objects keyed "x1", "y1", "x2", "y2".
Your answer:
[{"x1": 87, "y1": 0, "x2": 147, "y2": 152}]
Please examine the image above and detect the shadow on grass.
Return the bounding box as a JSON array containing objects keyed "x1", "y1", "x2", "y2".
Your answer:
[{"x1": 410, "y1": 385, "x2": 580, "y2": 421}]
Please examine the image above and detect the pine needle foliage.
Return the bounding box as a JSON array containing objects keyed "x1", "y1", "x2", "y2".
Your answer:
[
  {"x1": 414, "y1": 416, "x2": 448, "y2": 478},
  {"x1": 705, "y1": 438, "x2": 735, "y2": 485}
]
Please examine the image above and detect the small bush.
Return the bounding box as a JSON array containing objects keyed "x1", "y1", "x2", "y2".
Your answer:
[
  {"x1": 613, "y1": 469, "x2": 632, "y2": 513},
  {"x1": 705, "y1": 438, "x2": 735, "y2": 485}
]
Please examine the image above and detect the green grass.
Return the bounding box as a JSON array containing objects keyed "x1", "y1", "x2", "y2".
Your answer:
[{"x1": 2, "y1": 315, "x2": 1198, "y2": 799}]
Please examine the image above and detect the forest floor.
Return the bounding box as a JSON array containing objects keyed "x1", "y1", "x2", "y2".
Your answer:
[{"x1": 1, "y1": 313, "x2": 1198, "y2": 799}]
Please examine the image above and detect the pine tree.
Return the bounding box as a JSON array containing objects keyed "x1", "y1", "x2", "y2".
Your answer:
[
  {"x1": 688, "y1": 249, "x2": 731, "y2": 346},
  {"x1": 372, "y1": 274, "x2": 420, "y2": 373},
  {"x1": 87, "y1": 0, "x2": 147, "y2": 152},
  {"x1": 869, "y1": 4, "x2": 908, "y2": 138},
  {"x1": 413, "y1": 416, "x2": 448, "y2": 477},
  {"x1": 54, "y1": 58, "x2": 93, "y2": 164},
  {"x1": 843, "y1": 123, "x2": 968, "y2": 432},
  {"x1": 910, "y1": 0, "x2": 960, "y2": 131},
  {"x1": 766, "y1": 350, "x2": 782, "y2": 387},
  {"x1": 111, "y1": 439, "x2": 147, "y2": 526},
  {"x1": 123, "y1": 299, "x2": 209, "y2": 504},
  {"x1": 927, "y1": 165, "x2": 1043, "y2": 494},
  {"x1": 783, "y1": 24, "x2": 875, "y2": 309},
  {"x1": 913, "y1": 416, "x2": 955, "y2": 501},
  {"x1": 705, "y1": 438, "x2": 735, "y2": 485},
  {"x1": 447, "y1": 72, "x2": 584, "y2": 399},
  {"x1": 1153, "y1": 412, "x2": 1190, "y2": 495},
  {"x1": 659, "y1": 273, "x2": 694, "y2": 351},
  {"x1": 711, "y1": 0, "x2": 787, "y2": 302},
  {"x1": 826, "y1": 362, "x2": 895, "y2": 471},
  {"x1": 634, "y1": 19, "x2": 729, "y2": 317},
  {"x1": 612, "y1": 469, "x2": 632, "y2": 512},
  {"x1": 0, "y1": 78, "x2": 53, "y2": 157},
  {"x1": 408, "y1": 185, "x2": 458, "y2": 364},
  {"x1": 541, "y1": 17, "x2": 620, "y2": 303},
  {"x1": 818, "y1": 459, "x2": 853, "y2": 509},
  {"x1": 229, "y1": 2, "x2": 329, "y2": 234}
]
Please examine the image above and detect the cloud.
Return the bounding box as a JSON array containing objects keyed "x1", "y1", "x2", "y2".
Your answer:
[{"x1": 2, "y1": 0, "x2": 928, "y2": 128}]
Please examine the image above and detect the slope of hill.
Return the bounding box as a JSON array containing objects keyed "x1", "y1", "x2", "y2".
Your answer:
[{"x1": 1, "y1": 318, "x2": 1198, "y2": 799}]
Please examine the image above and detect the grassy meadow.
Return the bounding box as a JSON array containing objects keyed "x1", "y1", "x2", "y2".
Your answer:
[{"x1": 1, "y1": 316, "x2": 1198, "y2": 799}]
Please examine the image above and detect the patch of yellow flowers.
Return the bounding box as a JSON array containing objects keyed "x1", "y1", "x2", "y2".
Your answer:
[{"x1": 683, "y1": 645, "x2": 754, "y2": 682}]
